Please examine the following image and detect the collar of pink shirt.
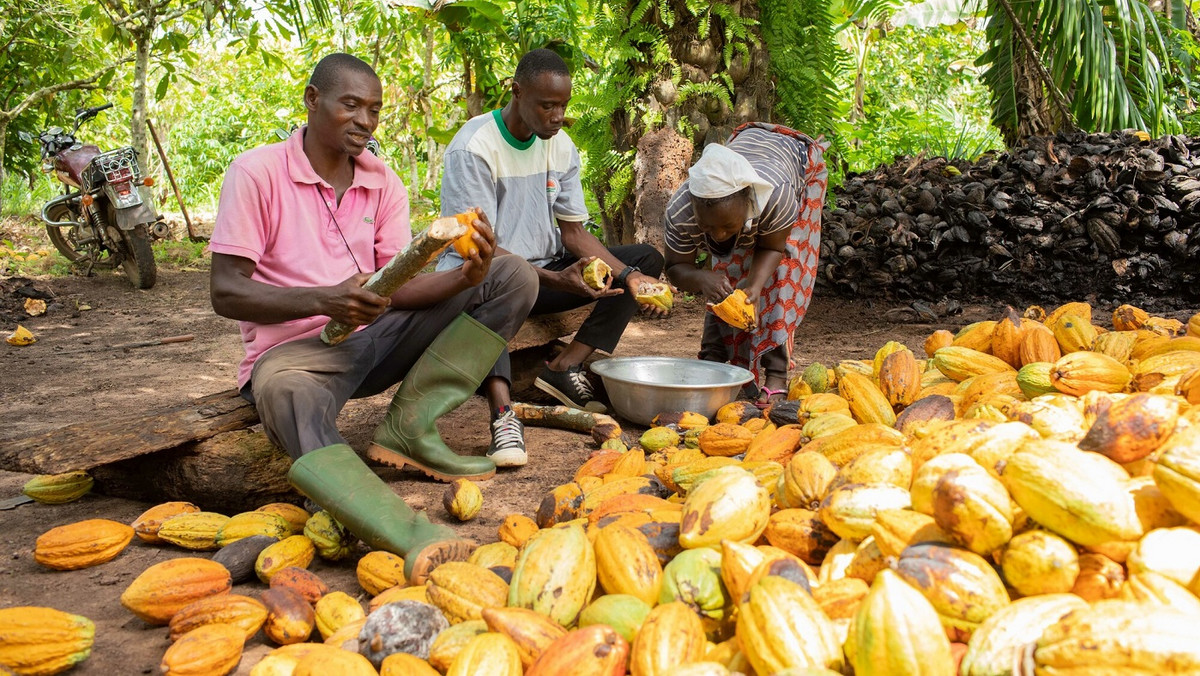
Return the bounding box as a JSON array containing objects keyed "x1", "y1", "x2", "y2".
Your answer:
[{"x1": 284, "y1": 125, "x2": 388, "y2": 191}]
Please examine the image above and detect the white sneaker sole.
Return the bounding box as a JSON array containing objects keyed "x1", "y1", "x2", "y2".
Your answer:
[
  {"x1": 488, "y1": 448, "x2": 528, "y2": 468},
  {"x1": 534, "y1": 377, "x2": 608, "y2": 414}
]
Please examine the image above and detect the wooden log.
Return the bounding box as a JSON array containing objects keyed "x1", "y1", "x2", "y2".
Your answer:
[
  {"x1": 0, "y1": 389, "x2": 259, "y2": 474},
  {"x1": 89, "y1": 429, "x2": 298, "y2": 513},
  {"x1": 511, "y1": 402, "x2": 624, "y2": 446},
  {"x1": 321, "y1": 215, "x2": 469, "y2": 346}
]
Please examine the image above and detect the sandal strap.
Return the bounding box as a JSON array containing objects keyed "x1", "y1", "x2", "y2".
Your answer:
[{"x1": 760, "y1": 387, "x2": 787, "y2": 397}]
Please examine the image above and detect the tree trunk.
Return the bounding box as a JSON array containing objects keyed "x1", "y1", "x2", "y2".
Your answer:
[
  {"x1": 597, "y1": 0, "x2": 773, "y2": 247},
  {"x1": 421, "y1": 23, "x2": 440, "y2": 193},
  {"x1": 0, "y1": 118, "x2": 8, "y2": 215},
  {"x1": 1011, "y1": 44, "x2": 1055, "y2": 143},
  {"x1": 131, "y1": 27, "x2": 153, "y2": 162}
]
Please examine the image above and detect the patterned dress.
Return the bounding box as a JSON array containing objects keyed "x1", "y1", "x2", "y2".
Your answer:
[{"x1": 664, "y1": 123, "x2": 830, "y2": 384}]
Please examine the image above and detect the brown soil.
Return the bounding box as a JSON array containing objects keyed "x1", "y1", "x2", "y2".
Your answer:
[{"x1": 0, "y1": 263, "x2": 1007, "y2": 674}]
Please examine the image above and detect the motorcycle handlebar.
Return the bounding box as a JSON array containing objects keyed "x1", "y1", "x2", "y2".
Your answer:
[{"x1": 77, "y1": 103, "x2": 114, "y2": 118}]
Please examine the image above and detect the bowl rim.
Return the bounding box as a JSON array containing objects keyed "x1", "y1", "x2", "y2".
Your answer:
[{"x1": 590, "y1": 356, "x2": 754, "y2": 391}]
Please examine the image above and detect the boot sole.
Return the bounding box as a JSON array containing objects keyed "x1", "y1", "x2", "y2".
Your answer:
[
  {"x1": 365, "y1": 443, "x2": 496, "y2": 482},
  {"x1": 409, "y1": 540, "x2": 476, "y2": 586},
  {"x1": 534, "y1": 378, "x2": 609, "y2": 414}
]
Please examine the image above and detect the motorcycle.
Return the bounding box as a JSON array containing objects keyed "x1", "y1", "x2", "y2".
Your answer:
[{"x1": 30, "y1": 103, "x2": 167, "y2": 289}]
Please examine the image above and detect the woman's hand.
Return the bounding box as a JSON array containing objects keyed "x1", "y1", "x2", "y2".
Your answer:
[{"x1": 697, "y1": 270, "x2": 735, "y2": 302}]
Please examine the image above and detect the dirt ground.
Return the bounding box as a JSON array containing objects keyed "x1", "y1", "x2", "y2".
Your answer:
[{"x1": 0, "y1": 261, "x2": 1017, "y2": 673}]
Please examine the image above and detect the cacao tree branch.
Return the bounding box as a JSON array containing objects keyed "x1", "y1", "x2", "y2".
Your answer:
[
  {"x1": 319, "y1": 220, "x2": 466, "y2": 345},
  {"x1": 993, "y1": 0, "x2": 1077, "y2": 131},
  {"x1": 0, "y1": 58, "x2": 131, "y2": 123}
]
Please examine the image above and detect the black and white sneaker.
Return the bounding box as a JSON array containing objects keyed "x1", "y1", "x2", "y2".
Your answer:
[
  {"x1": 488, "y1": 409, "x2": 527, "y2": 468},
  {"x1": 535, "y1": 364, "x2": 607, "y2": 413}
]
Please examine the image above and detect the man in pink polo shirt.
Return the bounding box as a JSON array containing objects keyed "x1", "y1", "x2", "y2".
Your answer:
[{"x1": 209, "y1": 53, "x2": 537, "y2": 582}]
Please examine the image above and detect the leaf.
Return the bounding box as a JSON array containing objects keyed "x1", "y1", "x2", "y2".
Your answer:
[
  {"x1": 155, "y1": 74, "x2": 172, "y2": 102},
  {"x1": 6, "y1": 325, "x2": 36, "y2": 346}
]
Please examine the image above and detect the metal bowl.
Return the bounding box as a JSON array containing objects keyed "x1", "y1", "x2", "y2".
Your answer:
[{"x1": 591, "y1": 357, "x2": 754, "y2": 426}]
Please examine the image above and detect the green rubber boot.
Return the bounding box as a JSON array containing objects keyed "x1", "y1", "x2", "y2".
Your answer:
[
  {"x1": 287, "y1": 443, "x2": 473, "y2": 584},
  {"x1": 366, "y1": 313, "x2": 504, "y2": 481}
]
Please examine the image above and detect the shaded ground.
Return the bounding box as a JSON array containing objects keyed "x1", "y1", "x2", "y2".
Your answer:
[{"x1": 0, "y1": 264, "x2": 1008, "y2": 673}]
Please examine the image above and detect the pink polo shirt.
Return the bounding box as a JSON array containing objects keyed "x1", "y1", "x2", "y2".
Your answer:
[{"x1": 210, "y1": 127, "x2": 411, "y2": 388}]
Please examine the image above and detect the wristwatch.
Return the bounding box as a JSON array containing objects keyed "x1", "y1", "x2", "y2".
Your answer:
[{"x1": 614, "y1": 265, "x2": 640, "y2": 288}]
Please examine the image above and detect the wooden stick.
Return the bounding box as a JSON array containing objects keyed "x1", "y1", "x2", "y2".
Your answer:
[
  {"x1": 511, "y1": 402, "x2": 624, "y2": 446},
  {"x1": 146, "y1": 119, "x2": 200, "y2": 242},
  {"x1": 320, "y1": 218, "x2": 466, "y2": 346}
]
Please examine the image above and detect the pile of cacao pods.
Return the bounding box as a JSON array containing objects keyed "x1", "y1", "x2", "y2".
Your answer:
[
  {"x1": 7, "y1": 300, "x2": 1200, "y2": 675},
  {"x1": 820, "y1": 130, "x2": 1200, "y2": 305}
]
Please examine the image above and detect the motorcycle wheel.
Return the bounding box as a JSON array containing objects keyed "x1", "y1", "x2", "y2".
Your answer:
[
  {"x1": 119, "y1": 225, "x2": 157, "y2": 290},
  {"x1": 44, "y1": 203, "x2": 117, "y2": 268}
]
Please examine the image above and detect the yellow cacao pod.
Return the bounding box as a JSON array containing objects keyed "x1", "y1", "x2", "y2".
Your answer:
[
  {"x1": 1050, "y1": 351, "x2": 1131, "y2": 396},
  {"x1": 851, "y1": 569, "x2": 955, "y2": 676},
  {"x1": 629, "y1": 601, "x2": 707, "y2": 676},
  {"x1": 498, "y1": 513, "x2": 540, "y2": 548},
  {"x1": 1032, "y1": 600, "x2": 1200, "y2": 673},
  {"x1": 878, "y1": 348, "x2": 921, "y2": 408},
  {"x1": 160, "y1": 623, "x2": 244, "y2": 676},
  {"x1": 356, "y1": 550, "x2": 407, "y2": 596},
  {"x1": 697, "y1": 423, "x2": 754, "y2": 457},
  {"x1": 447, "y1": 632, "x2": 523, "y2": 676},
  {"x1": 931, "y1": 346, "x2": 1014, "y2": 382},
  {"x1": 838, "y1": 372, "x2": 897, "y2": 426},
  {"x1": 313, "y1": 591, "x2": 364, "y2": 641},
  {"x1": 215, "y1": 511, "x2": 291, "y2": 548},
  {"x1": 893, "y1": 543, "x2": 1010, "y2": 640},
  {"x1": 952, "y1": 321, "x2": 997, "y2": 353},
  {"x1": 735, "y1": 576, "x2": 843, "y2": 674},
  {"x1": 120, "y1": 558, "x2": 232, "y2": 626},
  {"x1": 678, "y1": 467, "x2": 770, "y2": 549},
  {"x1": 581, "y1": 258, "x2": 612, "y2": 290},
  {"x1": 931, "y1": 465, "x2": 1013, "y2": 556},
  {"x1": 157, "y1": 512, "x2": 231, "y2": 551},
  {"x1": 959, "y1": 594, "x2": 1086, "y2": 676},
  {"x1": 709, "y1": 289, "x2": 756, "y2": 330},
  {"x1": 481, "y1": 606, "x2": 568, "y2": 670},
  {"x1": 508, "y1": 522, "x2": 596, "y2": 627},
  {"x1": 132, "y1": 501, "x2": 201, "y2": 543},
  {"x1": 34, "y1": 518, "x2": 134, "y2": 571},
  {"x1": 255, "y1": 535, "x2": 315, "y2": 583},
  {"x1": 0, "y1": 606, "x2": 94, "y2": 676},
  {"x1": 1045, "y1": 301, "x2": 1092, "y2": 326},
  {"x1": 594, "y1": 524, "x2": 663, "y2": 606},
  {"x1": 427, "y1": 561, "x2": 509, "y2": 624},
  {"x1": 1018, "y1": 325, "x2": 1062, "y2": 366},
  {"x1": 818, "y1": 482, "x2": 912, "y2": 543},
  {"x1": 777, "y1": 451, "x2": 837, "y2": 510},
  {"x1": 443, "y1": 479, "x2": 483, "y2": 521},
  {"x1": 168, "y1": 593, "x2": 267, "y2": 642},
  {"x1": 1000, "y1": 530, "x2": 1079, "y2": 597},
  {"x1": 1002, "y1": 441, "x2": 1141, "y2": 547},
  {"x1": 21, "y1": 471, "x2": 93, "y2": 505}
]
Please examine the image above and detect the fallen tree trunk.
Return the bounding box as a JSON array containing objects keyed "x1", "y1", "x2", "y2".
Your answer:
[
  {"x1": 0, "y1": 389, "x2": 258, "y2": 474},
  {"x1": 89, "y1": 429, "x2": 297, "y2": 513}
]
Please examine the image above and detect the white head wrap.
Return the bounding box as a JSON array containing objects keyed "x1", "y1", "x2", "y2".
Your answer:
[{"x1": 688, "y1": 143, "x2": 774, "y2": 219}]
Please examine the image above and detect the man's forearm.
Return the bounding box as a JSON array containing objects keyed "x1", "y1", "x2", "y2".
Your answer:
[{"x1": 389, "y1": 269, "x2": 472, "y2": 310}]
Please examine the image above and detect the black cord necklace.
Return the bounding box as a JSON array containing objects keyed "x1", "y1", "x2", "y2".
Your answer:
[{"x1": 319, "y1": 186, "x2": 364, "y2": 274}]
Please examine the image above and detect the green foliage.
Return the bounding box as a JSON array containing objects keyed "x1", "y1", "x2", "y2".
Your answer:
[
  {"x1": 153, "y1": 238, "x2": 209, "y2": 270},
  {"x1": 977, "y1": 0, "x2": 1183, "y2": 138},
  {"x1": 761, "y1": 0, "x2": 849, "y2": 160},
  {"x1": 842, "y1": 25, "x2": 1003, "y2": 171}
]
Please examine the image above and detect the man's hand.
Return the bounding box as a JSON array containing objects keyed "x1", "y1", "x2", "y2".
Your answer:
[
  {"x1": 626, "y1": 271, "x2": 672, "y2": 317},
  {"x1": 696, "y1": 270, "x2": 735, "y2": 302},
  {"x1": 550, "y1": 256, "x2": 625, "y2": 299},
  {"x1": 458, "y1": 208, "x2": 497, "y2": 287},
  {"x1": 318, "y1": 272, "x2": 391, "y2": 326}
]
